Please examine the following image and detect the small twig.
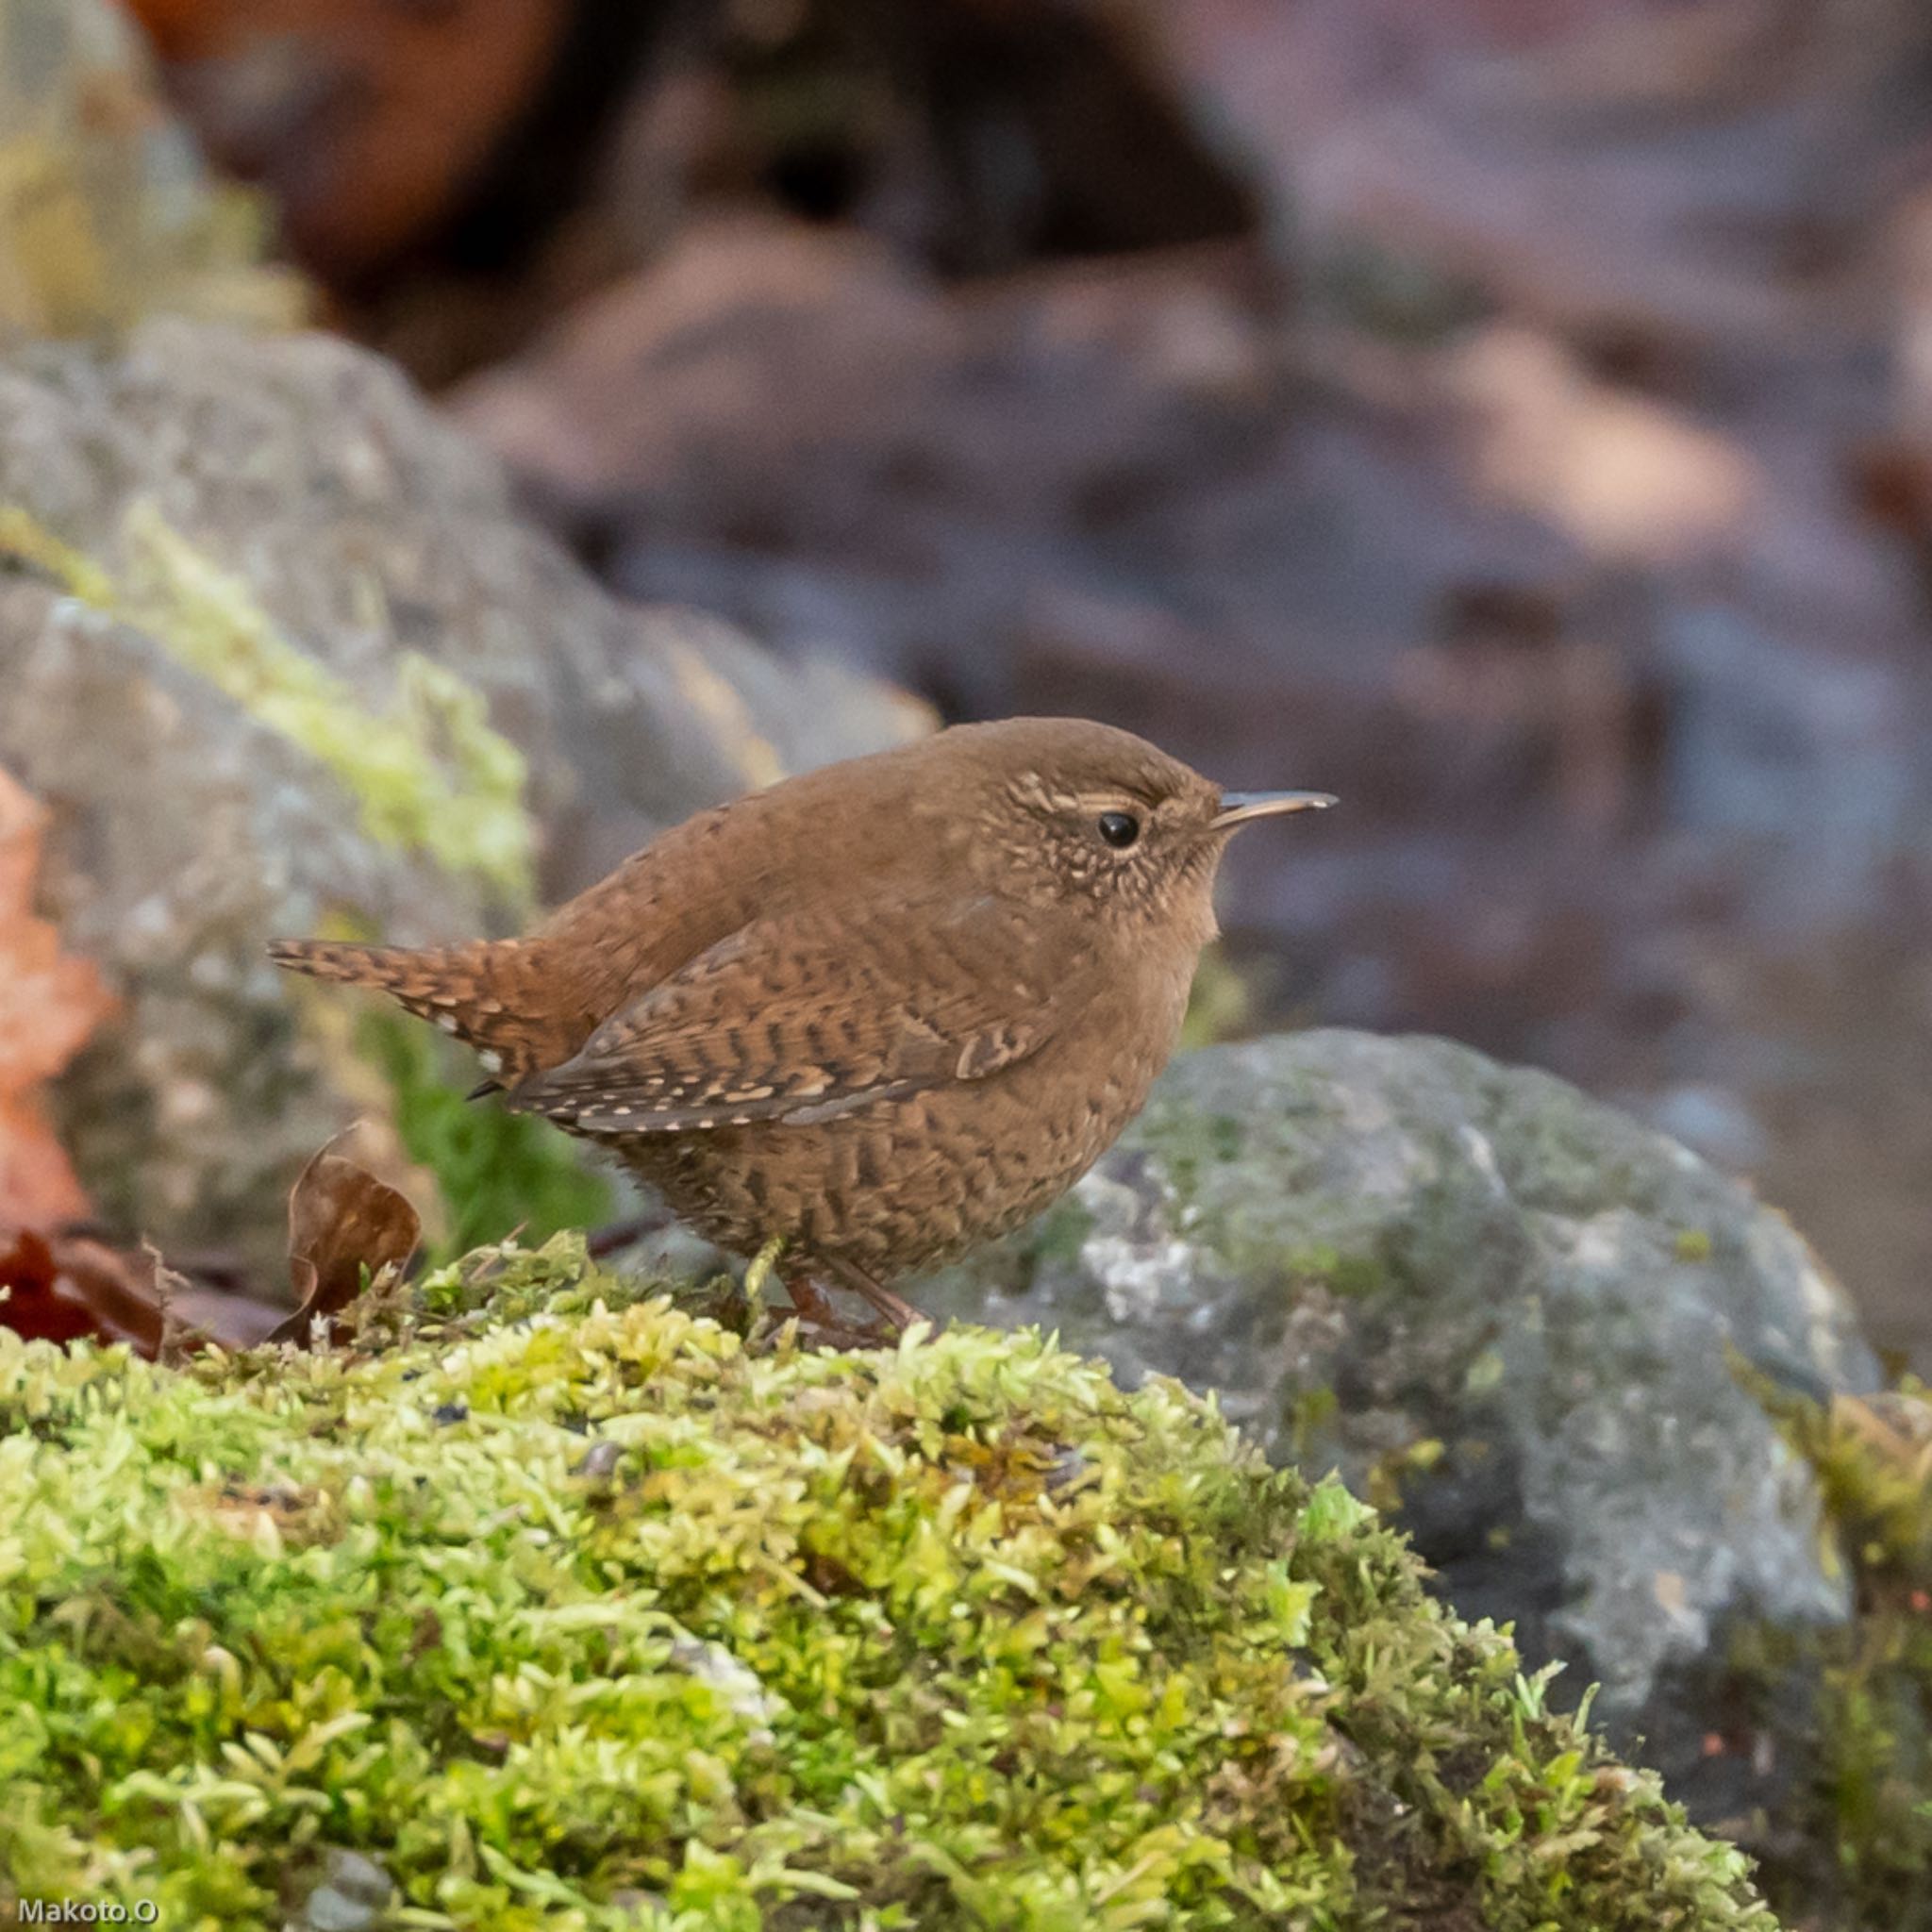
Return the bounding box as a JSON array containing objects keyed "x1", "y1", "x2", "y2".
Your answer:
[
  {"x1": 143, "y1": 1240, "x2": 196, "y2": 1368},
  {"x1": 741, "y1": 1236, "x2": 787, "y2": 1307}
]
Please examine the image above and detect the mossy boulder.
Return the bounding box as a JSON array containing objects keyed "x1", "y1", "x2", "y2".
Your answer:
[
  {"x1": 921, "y1": 1030, "x2": 1881, "y2": 1832},
  {"x1": 0, "y1": 1238, "x2": 1772, "y2": 1930}
]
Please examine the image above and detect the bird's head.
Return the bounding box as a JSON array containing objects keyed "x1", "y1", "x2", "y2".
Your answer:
[{"x1": 914, "y1": 717, "x2": 1334, "y2": 949}]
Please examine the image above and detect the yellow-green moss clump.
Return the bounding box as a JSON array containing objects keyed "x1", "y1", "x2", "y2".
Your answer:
[
  {"x1": 1735, "y1": 1382, "x2": 1932, "y2": 1929},
  {"x1": 0, "y1": 1241, "x2": 1774, "y2": 1931}
]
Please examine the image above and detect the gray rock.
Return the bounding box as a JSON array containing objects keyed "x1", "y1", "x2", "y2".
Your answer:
[
  {"x1": 0, "y1": 318, "x2": 923, "y2": 1262},
  {"x1": 296, "y1": 1847, "x2": 392, "y2": 1932},
  {"x1": 921, "y1": 1027, "x2": 1880, "y2": 1806}
]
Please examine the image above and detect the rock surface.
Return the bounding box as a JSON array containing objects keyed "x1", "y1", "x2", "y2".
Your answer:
[
  {"x1": 922, "y1": 1027, "x2": 1882, "y2": 1816},
  {"x1": 0, "y1": 318, "x2": 923, "y2": 1263}
]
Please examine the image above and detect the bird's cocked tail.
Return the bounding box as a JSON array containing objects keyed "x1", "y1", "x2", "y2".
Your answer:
[{"x1": 268, "y1": 936, "x2": 566, "y2": 1085}]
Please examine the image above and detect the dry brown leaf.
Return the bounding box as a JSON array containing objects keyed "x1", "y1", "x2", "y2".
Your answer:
[
  {"x1": 0, "y1": 766, "x2": 116, "y2": 1228},
  {"x1": 269, "y1": 1141, "x2": 422, "y2": 1347}
]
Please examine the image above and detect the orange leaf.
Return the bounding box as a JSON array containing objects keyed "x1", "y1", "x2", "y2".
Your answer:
[
  {"x1": 0, "y1": 765, "x2": 115, "y2": 1228},
  {"x1": 124, "y1": 0, "x2": 572, "y2": 281}
]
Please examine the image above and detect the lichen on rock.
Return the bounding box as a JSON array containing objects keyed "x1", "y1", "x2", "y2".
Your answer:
[
  {"x1": 0, "y1": 1237, "x2": 1772, "y2": 1929},
  {"x1": 0, "y1": 318, "x2": 926, "y2": 1273}
]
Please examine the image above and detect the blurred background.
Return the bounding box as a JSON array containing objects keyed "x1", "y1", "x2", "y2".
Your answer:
[{"x1": 6, "y1": 0, "x2": 1932, "y2": 1366}]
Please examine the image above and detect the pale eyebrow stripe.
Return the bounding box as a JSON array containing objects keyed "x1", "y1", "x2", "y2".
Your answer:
[
  {"x1": 1071, "y1": 786, "x2": 1167, "y2": 811},
  {"x1": 1008, "y1": 776, "x2": 1172, "y2": 812}
]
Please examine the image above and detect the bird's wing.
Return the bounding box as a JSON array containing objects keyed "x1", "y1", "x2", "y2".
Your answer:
[{"x1": 506, "y1": 896, "x2": 1069, "y2": 1135}]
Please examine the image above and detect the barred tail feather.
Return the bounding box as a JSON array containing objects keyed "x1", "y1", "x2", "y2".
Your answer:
[{"x1": 268, "y1": 936, "x2": 565, "y2": 1083}]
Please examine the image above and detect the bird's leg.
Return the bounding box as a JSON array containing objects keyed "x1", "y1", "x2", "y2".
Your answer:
[
  {"x1": 743, "y1": 1235, "x2": 848, "y2": 1338},
  {"x1": 771, "y1": 1265, "x2": 888, "y2": 1350},
  {"x1": 774, "y1": 1265, "x2": 837, "y2": 1327},
  {"x1": 818, "y1": 1253, "x2": 924, "y2": 1334}
]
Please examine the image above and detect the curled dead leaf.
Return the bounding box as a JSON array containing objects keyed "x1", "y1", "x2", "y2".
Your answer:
[{"x1": 270, "y1": 1140, "x2": 422, "y2": 1347}]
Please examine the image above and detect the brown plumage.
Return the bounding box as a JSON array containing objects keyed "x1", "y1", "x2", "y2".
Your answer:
[{"x1": 270, "y1": 717, "x2": 1332, "y2": 1330}]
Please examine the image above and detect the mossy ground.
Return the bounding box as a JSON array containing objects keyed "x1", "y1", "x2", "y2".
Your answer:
[{"x1": 0, "y1": 1239, "x2": 1772, "y2": 1931}]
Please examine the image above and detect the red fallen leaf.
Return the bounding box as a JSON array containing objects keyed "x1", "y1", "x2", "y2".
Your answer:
[
  {"x1": 0, "y1": 1226, "x2": 164, "y2": 1354},
  {"x1": 0, "y1": 1227, "x2": 293, "y2": 1357},
  {"x1": 0, "y1": 767, "x2": 117, "y2": 1229},
  {"x1": 269, "y1": 1142, "x2": 421, "y2": 1347}
]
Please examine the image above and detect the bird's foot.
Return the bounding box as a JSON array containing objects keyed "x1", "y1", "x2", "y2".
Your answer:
[
  {"x1": 761, "y1": 1272, "x2": 889, "y2": 1350},
  {"x1": 742, "y1": 1235, "x2": 788, "y2": 1306},
  {"x1": 751, "y1": 1238, "x2": 871, "y2": 1343},
  {"x1": 817, "y1": 1253, "x2": 925, "y2": 1335},
  {"x1": 749, "y1": 1251, "x2": 926, "y2": 1351}
]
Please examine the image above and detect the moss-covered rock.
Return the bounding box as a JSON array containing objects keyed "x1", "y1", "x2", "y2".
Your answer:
[
  {"x1": 0, "y1": 1238, "x2": 1772, "y2": 1930},
  {"x1": 922, "y1": 1030, "x2": 1879, "y2": 1834}
]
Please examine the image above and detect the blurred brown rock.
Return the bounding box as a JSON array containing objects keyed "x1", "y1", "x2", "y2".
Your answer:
[
  {"x1": 1150, "y1": 0, "x2": 1932, "y2": 350},
  {"x1": 125, "y1": 0, "x2": 575, "y2": 283},
  {"x1": 121, "y1": 0, "x2": 1259, "y2": 382},
  {"x1": 449, "y1": 213, "x2": 1290, "y2": 710}
]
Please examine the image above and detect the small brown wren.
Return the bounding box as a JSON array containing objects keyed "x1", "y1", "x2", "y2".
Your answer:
[{"x1": 271, "y1": 718, "x2": 1332, "y2": 1331}]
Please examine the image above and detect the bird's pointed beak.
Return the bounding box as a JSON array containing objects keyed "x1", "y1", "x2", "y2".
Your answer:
[{"x1": 1210, "y1": 790, "x2": 1338, "y2": 830}]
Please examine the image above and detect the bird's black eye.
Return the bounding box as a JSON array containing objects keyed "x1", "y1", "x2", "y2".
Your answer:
[{"x1": 1097, "y1": 810, "x2": 1141, "y2": 850}]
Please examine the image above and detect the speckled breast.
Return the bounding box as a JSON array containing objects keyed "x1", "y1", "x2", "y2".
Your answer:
[{"x1": 604, "y1": 1015, "x2": 1175, "y2": 1279}]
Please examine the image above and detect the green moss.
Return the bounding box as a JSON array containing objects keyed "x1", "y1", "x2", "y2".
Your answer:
[
  {"x1": 1283, "y1": 1244, "x2": 1387, "y2": 1300},
  {"x1": 1123, "y1": 1088, "x2": 1399, "y2": 1294},
  {"x1": 1285, "y1": 1384, "x2": 1340, "y2": 1461},
  {"x1": 121, "y1": 505, "x2": 536, "y2": 908},
  {"x1": 1736, "y1": 1380, "x2": 1932, "y2": 1928},
  {"x1": 0, "y1": 1241, "x2": 1773, "y2": 1930},
  {"x1": 1130, "y1": 1101, "x2": 1262, "y2": 1229},
  {"x1": 1179, "y1": 950, "x2": 1257, "y2": 1052},
  {"x1": 1017, "y1": 1192, "x2": 1096, "y2": 1276}
]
